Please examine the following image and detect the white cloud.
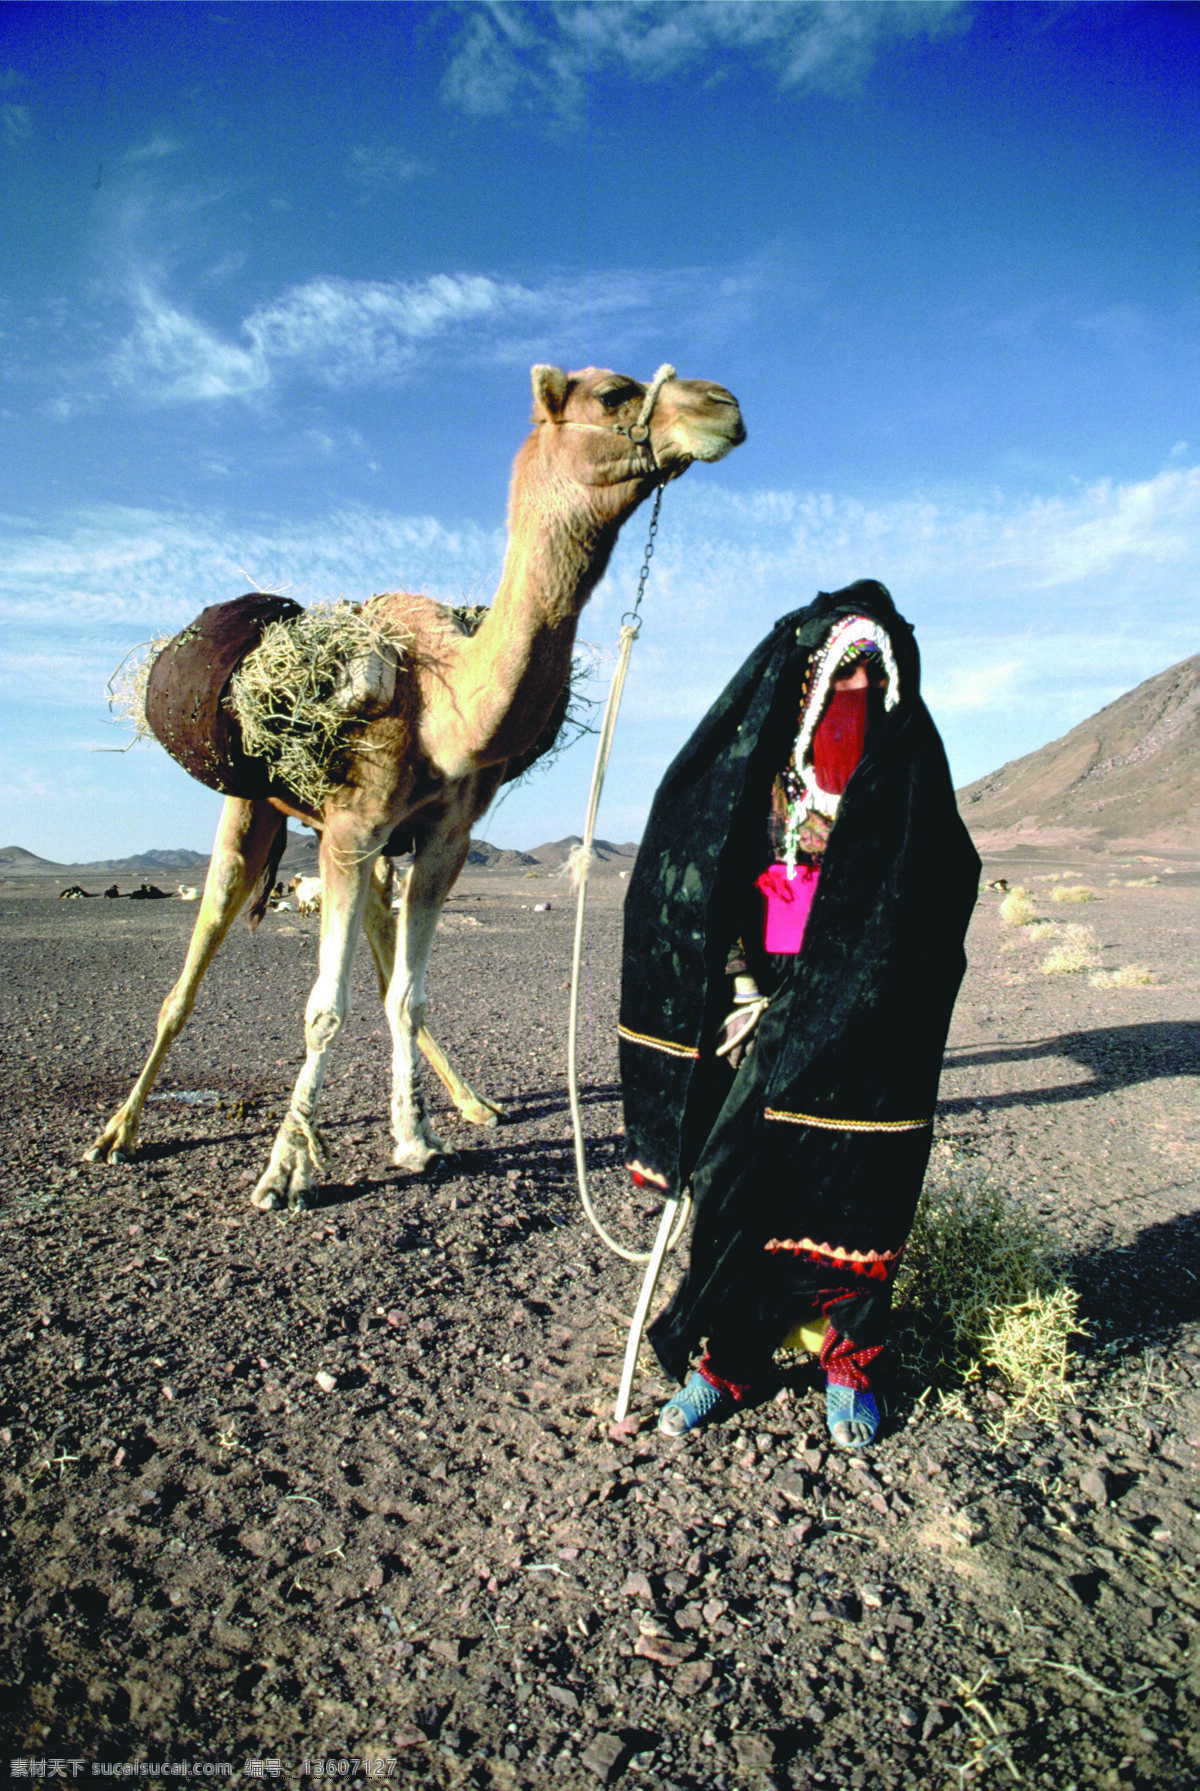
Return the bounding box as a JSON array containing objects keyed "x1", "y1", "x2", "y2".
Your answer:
[
  {"x1": 1000, "y1": 468, "x2": 1200, "y2": 587},
  {"x1": 111, "y1": 282, "x2": 268, "y2": 403},
  {"x1": 2, "y1": 452, "x2": 1193, "y2": 851},
  {"x1": 441, "y1": 1, "x2": 970, "y2": 121},
  {"x1": 922, "y1": 658, "x2": 1021, "y2": 715},
  {"x1": 244, "y1": 273, "x2": 526, "y2": 383},
  {"x1": 348, "y1": 143, "x2": 425, "y2": 191},
  {"x1": 0, "y1": 503, "x2": 506, "y2": 637},
  {"x1": 3, "y1": 102, "x2": 32, "y2": 146},
  {"x1": 576, "y1": 460, "x2": 1200, "y2": 791},
  {"x1": 106, "y1": 261, "x2": 752, "y2": 403},
  {"x1": 123, "y1": 133, "x2": 186, "y2": 166}
]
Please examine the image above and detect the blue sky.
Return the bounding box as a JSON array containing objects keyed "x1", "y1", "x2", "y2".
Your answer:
[{"x1": 2, "y1": 0, "x2": 1196, "y2": 861}]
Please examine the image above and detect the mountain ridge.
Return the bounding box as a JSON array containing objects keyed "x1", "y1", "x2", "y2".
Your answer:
[
  {"x1": 957, "y1": 653, "x2": 1200, "y2": 850},
  {"x1": 0, "y1": 836, "x2": 639, "y2": 880}
]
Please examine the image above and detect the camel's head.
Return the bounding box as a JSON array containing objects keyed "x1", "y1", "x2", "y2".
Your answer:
[{"x1": 529, "y1": 364, "x2": 745, "y2": 494}]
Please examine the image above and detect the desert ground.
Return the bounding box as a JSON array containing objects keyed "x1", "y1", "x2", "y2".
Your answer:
[{"x1": 1, "y1": 850, "x2": 1197, "y2": 1788}]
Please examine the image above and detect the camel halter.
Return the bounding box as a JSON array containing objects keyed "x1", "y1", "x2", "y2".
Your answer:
[
  {"x1": 565, "y1": 366, "x2": 693, "y2": 1421},
  {"x1": 546, "y1": 362, "x2": 678, "y2": 474}
]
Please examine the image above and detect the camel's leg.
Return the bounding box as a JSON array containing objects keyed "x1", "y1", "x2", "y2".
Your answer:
[
  {"x1": 417, "y1": 1025, "x2": 504, "y2": 1126},
  {"x1": 385, "y1": 822, "x2": 475, "y2": 1172},
  {"x1": 362, "y1": 859, "x2": 503, "y2": 1128},
  {"x1": 250, "y1": 820, "x2": 379, "y2": 1211},
  {"x1": 84, "y1": 799, "x2": 285, "y2": 1165}
]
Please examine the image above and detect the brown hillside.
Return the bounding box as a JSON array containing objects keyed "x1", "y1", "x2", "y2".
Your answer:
[{"x1": 957, "y1": 653, "x2": 1200, "y2": 851}]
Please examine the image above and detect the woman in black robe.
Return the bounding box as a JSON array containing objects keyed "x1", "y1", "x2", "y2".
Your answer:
[{"x1": 618, "y1": 582, "x2": 979, "y2": 1447}]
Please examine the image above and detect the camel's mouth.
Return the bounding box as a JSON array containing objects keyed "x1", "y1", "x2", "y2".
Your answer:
[
  {"x1": 662, "y1": 401, "x2": 746, "y2": 465},
  {"x1": 649, "y1": 378, "x2": 745, "y2": 467}
]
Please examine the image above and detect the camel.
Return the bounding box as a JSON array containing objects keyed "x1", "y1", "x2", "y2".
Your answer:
[
  {"x1": 288, "y1": 874, "x2": 322, "y2": 915},
  {"x1": 85, "y1": 362, "x2": 745, "y2": 1209}
]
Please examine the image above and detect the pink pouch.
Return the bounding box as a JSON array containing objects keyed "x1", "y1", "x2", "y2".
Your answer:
[{"x1": 756, "y1": 862, "x2": 820, "y2": 954}]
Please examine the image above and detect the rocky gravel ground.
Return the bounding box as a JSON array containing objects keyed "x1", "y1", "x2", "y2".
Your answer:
[{"x1": 1, "y1": 858, "x2": 1197, "y2": 1788}]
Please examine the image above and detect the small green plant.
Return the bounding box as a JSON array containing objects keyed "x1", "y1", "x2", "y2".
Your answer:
[{"x1": 894, "y1": 1147, "x2": 1082, "y2": 1434}]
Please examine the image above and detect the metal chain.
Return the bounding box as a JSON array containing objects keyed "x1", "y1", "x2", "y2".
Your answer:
[{"x1": 621, "y1": 483, "x2": 664, "y2": 634}]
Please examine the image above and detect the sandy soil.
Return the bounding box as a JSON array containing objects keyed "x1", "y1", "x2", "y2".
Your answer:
[{"x1": 1, "y1": 854, "x2": 1197, "y2": 1788}]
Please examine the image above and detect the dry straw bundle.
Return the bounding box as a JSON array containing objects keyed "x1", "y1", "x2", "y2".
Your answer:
[
  {"x1": 106, "y1": 635, "x2": 177, "y2": 741},
  {"x1": 226, "y1": 602, "x2": 407, "y2": 811},
  {"x1": 893, "y1": 1147, "x2": 1083, "y2": 1435}
]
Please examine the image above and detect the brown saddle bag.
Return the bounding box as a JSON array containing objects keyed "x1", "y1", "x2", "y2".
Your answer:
[{"x1": 144, "y1": 593, "x2": 302, "y2": 798}]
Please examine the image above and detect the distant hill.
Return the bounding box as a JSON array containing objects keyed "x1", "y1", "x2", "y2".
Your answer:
[
  {"x1": 524, "y1": 836, "x2": 638, "y2": 868},
  {"x1": 958, "y1": 654, "x2": 1200, "y2": 851},
  {"x1": 0, "y1": 844, "x2": 210, "y2": 877},
  {"x1": 0, "y1": 846, "x2": 55, "y2": 869},
  {"x1": 1, "y1": 833, "x2": 639, "y2": 882}
]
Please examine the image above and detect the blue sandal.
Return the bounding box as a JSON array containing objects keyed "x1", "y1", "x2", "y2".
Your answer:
[
  {"x1": 658, "y1": 1370, "x2": 735, "y2": 1437},
  {"x1": 826, "y1": 1383, "x2": 883, "y2": 1449}
]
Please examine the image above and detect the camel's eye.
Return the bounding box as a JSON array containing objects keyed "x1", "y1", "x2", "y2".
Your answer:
[{"x1": 598, "y1": 384, "x2": 639, "y2": 412}]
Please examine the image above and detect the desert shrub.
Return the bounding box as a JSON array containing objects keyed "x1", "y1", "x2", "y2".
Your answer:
[
  {"x1": 1090, "y1": 963, "x2": 1157, "y2": 988},
  {"x1": 1125, "y1": 876, "x2": 1160, "y2": 887},
  {"x1": 977, "y1": 1284, "x2": 1083, "y2": 1424},
  {"x1": 1039, "y1": 922, "x2": 1100, "y2": 974},
  {"x1": 1050, "y1": 884, "x2": 1097, "y2": 903},
  {"x1": 999, "y1": 885, "x2": 1038, "y2": 927},
  {"x1": 893, "y1": 1148, "x2": 1082, "y2": 1433}
]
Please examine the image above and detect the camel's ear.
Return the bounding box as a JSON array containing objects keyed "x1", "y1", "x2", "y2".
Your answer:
[{"x1": 531, "y1": 363, "x2": 570, "y2": 420}]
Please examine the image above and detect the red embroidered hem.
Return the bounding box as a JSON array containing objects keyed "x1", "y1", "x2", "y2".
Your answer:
[
  {"x1": 819, "y1": 1327, "x2": 884, "y2": 1392},
  {"x1": 698, "y1": 1355, "x2": 755, "y2": 1404}
]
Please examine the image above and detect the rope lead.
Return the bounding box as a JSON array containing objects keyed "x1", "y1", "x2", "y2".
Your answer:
[{"x1": 565, "y1": 485, "x2": 691, "y2": 1415}]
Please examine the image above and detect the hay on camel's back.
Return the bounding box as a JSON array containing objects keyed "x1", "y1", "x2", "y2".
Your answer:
[
  {"x1": 226, "y1": 600, "x2": 406, "y2": 812},
  {"x1": 115, "y1": 595, "x2": 590, "y2": 815}
]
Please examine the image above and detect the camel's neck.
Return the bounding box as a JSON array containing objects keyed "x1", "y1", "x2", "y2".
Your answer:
[{"x1": 451, "y1": 437, "x2": 641, "y2": 766}]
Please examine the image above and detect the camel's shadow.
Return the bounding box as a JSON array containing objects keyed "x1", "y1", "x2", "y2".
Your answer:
[
  {"x1": 1067, "y1": 1208, "x2": 1200, "y2": 1356},
  {"x1": 497, "y1": 1080, "x2": 621, "y2": 1124},
  {"x1": 940, "y1": 1019, "x2": 1199, "y2": 1114}
]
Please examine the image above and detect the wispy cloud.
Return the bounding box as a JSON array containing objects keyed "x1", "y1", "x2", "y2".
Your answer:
[
  {"x1": 3, "y1": 458, "x2": 1193, "y2": 801},
  {"x1": 123, "y1": 133, "x2": 186, "y2": 166},
  {"x1": 106, "y1": 260, "x2": 761, "y2": 403},
  {"x1": 347, "y1": 142, "x2": 426, "y2": 192},
  {"x1": 441, "y1": 1, "x2": 970, "y2": 121},
  {"x1": 111, "y1": 281, "x2": 269, "y2": 403},
  {"x1": 0, "y1": 502, "x2": 505, "y2": 638},
  {"x1": 583, "y1": 461, "x2": 1200, "y2": 789},
  {"x1": 2, "y1": 65, "x2": 31, "y2": 146},
  {"x1": 243, "y1": 272, "x2": 527, "y2": 383}
]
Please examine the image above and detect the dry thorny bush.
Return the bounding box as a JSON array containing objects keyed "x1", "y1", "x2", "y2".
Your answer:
[{"x1": 893, "y1": 1146, "x2": 1084, "y2": 1438}]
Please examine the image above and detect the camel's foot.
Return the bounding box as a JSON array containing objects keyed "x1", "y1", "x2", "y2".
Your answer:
[
  {"x1": 417, "y1": 1028, "x2": 504, "y2": 1129},
  {"x1": 83, "y1": 1109, "x2": 141, "y2": 1165},
  {"x1": 393, "y1": 1124, "x2": 457, "y2": 1175},
  {"x1": 456, "y1": 1092, "x2": 504, "y2": 1129},
  {"x1": 250, "y1": 1113, "x2": 327, "y2": 1212}
]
